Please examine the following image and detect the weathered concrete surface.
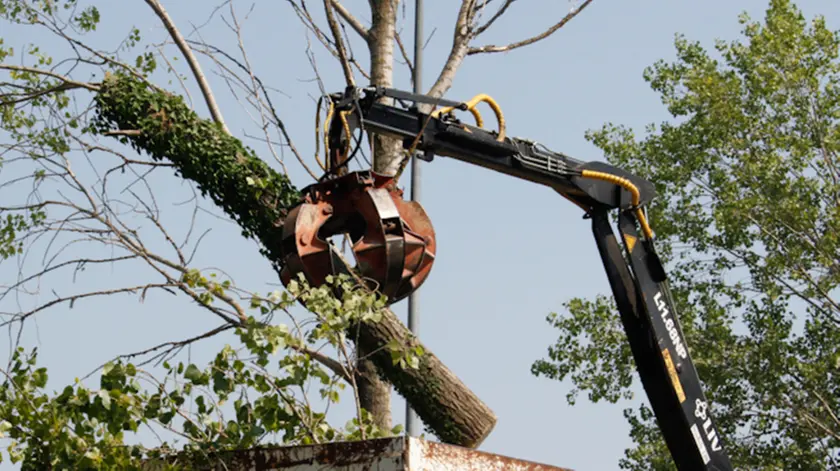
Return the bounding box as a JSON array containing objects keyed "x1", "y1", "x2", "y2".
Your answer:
[
  {"x1": 406, "y1": 438, "x2": 574, "y2": 471},
  {"x1": 143, "y1": 437, "x2": 574, "y2": 470}
]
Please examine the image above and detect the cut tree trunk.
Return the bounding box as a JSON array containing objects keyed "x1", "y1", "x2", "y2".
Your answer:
[
  {"x1": 92, "y1": 73, "x2": 498, "y2": 448},
  {"x1": 361, "y1": 0, "x2": 406, "y2": 429},
  {"x1": 356, "y1": 343, "x2": 392, "y2": 431},
  {"x1": 348, "y1": 295, "x2": 497, "y2": 446}
]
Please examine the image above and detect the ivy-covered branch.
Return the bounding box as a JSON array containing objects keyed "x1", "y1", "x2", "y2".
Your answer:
[{"x1": 92, "y1": 72, "x2": 300, "y2": 263}]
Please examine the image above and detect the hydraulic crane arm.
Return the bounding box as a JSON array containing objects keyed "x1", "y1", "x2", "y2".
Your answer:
[
  {"x1": 326, "y1": 86, "x2": 656, "y2": 217},
  {"x1": 324, "y1": 86, "x2": 734, "y2": 471}
]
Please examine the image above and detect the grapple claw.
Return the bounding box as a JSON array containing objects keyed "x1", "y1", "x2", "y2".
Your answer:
[{"x1": 279, "y1": 171, "x2": 435, "y2": 305}]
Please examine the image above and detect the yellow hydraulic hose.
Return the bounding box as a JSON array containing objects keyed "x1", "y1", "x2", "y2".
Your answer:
[
  {"x1": 322, "y1": 100, "x2": 335, "y2": 166},
  {"x1": 339, "y1": 110, "x2": 352, "y2": 159},
  {"x1": 432, "y1": 93, "x2": 506, "y2": 142},
  {"x1": 580, "y1": 169, "x2": 655, "y2": 240},
  {"x1": 318, "y1": 99, "x2": 354, "y2": 172}
]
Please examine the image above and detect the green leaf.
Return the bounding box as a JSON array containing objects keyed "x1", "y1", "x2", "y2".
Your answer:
[
  {"x1": 98, "y1": 390, "x2": 111, "y2": 410},
  {"x1": 184, "y1": 364, "x2": 203, "y2": 383}
]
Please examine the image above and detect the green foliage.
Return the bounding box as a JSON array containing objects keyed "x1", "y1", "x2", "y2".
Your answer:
[
  {"x1": 91, "y1": 73, "x2": 300, "y2": 261},
  {"x1": 531, "y1": 295, "x2": 635, "y2": 406},
  {"x1": 0, "y1": 276, "x2": 408, "y2": 469},
  {"x1": 1, "y1": 0, "x2": 98, "y2": 24},
  {"x1": 534, "y1": 1, "x2": 840, "y2": 469},
  {"x1": 73, "y1": 5, "x2": 99, "y2": 32},
  {"x1": 1, "y1": 348, "x2": 152, "y2": 470},
  {"x1": 0, "y1": 0, "x2": 155, "y2": 167}
]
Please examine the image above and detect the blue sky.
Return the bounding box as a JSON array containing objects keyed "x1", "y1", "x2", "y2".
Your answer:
[{"x1": 2, "y1": 1, "x2": 840, "y2": 469}]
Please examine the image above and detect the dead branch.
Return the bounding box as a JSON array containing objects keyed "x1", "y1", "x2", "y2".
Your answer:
[
  {"x1": 331, "y1": 0, "x2": 370, "y2": 42},
  {"x1": 143, "y1": 0, "x2": 230, "y2": 133},
  {"x1": 473, "y1": 0, "x2": 515, "y2": 37},
  {"x1": 0, "y1": 82, "x2": 78, "y2": 105},
  {"x1": 468, "y1": 0, "x2": 594, "y2": 55},
  {"x1": 394, "y1": 29, "x2": 414, "y2": 80},
  {"x1": 154, "y1": 44, "x2": 195, "y2": 108},
  {"x1": 0, "y1": 255, "x2": 138, "y2": 301},
  {"x1": 427, "y1": 0, "x2": 475, "y2": 99},
  {"x1": 185, "y1": 39, "x2": 319, "y2": 180},
  {"x1": 285, "y1": 1, "x2": 370, "y2": 79},
  {"x1": 29, "y1": 6, "x2": 164, "y2": 93},
  {"x1": 112, "y1": 323, "x2": 235, "y2": 369},
  {"x1": 0, "y1": 283, "x2": 176, "y2": 328},
  {"x1": 0, "y1": 64, "x2": 99, "y2": 91},
  {"x1": 287, "y1": 1, "x2": 338, "y2": 53},
  {"x1": 229, "y1": 5, "x2": 319, "y2": 180},
  {"x1": 323, "y1": 0, "x2": 356, "y2": 87}
]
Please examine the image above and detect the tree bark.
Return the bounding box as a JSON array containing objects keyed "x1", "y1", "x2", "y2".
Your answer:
[
  {"x1": 93, "y1": 73, "x2": 497, "y2": 448},
  {"x1": 349, "y1": 296, "x2": 497, "y2": 447},
  {"x1": 355, "y1": 0, "x2": 401, "y2": 428},
  {"x1": 368, "y1": 0, "x2": 404, "y2": 178},
  {"x1": 355, "y1": 343, "x2": 392, "y2": 431}
]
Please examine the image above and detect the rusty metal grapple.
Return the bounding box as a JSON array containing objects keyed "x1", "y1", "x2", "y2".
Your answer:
[{"x1": 279, "y1": 170, "x2": 435, "y2": 304}]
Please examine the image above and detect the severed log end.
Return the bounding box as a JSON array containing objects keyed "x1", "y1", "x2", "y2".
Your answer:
[
  {"x1": 330, "y1": 249, "x2": 497, "y2": 448},
  {"x1": 356, "y1": 310, "x2": 498, "y2": 447}
]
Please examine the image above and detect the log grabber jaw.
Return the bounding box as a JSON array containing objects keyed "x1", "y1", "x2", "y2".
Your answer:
[{"x1": 278, "y1": 100, "x2": 436, "y2": 303}]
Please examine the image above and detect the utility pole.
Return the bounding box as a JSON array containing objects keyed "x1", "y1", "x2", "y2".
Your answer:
[{"x1": 406, "y1": 0, "x2": 423, "y2": 438}]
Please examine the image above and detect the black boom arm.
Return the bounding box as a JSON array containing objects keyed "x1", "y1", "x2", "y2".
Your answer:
[{"x1": 326, "y1": 86, "x2": 734, "y2": 471}]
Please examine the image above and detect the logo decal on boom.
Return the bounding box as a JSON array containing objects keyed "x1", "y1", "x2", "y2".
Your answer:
[
  {"x1": 694, "y1": 399, "x2": 723, "y2": 452},
  {"x1": 654, "y1": 291, "x2": 688, "y2": 360}
]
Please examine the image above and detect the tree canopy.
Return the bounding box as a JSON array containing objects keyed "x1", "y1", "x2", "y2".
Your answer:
[{"x1": 534, "y1": 0, "x2": 840, "y2": 469}]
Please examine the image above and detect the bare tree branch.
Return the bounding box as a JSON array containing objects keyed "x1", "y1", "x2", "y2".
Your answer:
[
  {"x1": 323, "y1": 0, "x2": 356, "y2": 87},
  {"x1": 331, "y1": 0, "x2": 370, "y2": 42},
  {"x1": 467, "y1": 0, "x2": 594, "y2": 55},
  {"x1": 103, "y1": 130, "x2": 142, "y2": 137},
  {"x1": 0, "y1": 64, "x2": 99, "y2": 91},
  {"x1": 426, "y1": 0, "x2": 476, "y2": 99},
  {"x1": 285, "y1": 1, "x2": 370, "y2": 79},
  {"x1": 394, "y1": 29, "x2": 414, "y2": 80},
  {"x1": 143, "y1": 0, "x2": 230, "y2": 134},
  {"x1": 0, "y1": 283, "x2": 175, "y2": 328},
  {"x1": 184, "y1": 39, "x2": 320, "y2": 180},
  {"x1": 154, "y1": 44, "x2": 195, "y2": 108},
  {"x1": 473, "y1": 0, "x2": 515, "y2": 37},
  {"x1": 107, "y1": 323, "x2": 236, "y2": 371},
  {"x1": 293, "y1": 344, "x2": 352, "y2": 383}
]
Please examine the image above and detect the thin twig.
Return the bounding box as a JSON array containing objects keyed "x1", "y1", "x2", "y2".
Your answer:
[
  {"x1": 468, "y1": 0, "x2": 594, "y2": 55},
  {"x1": 426, "y1": 0, "x2": 476, "y2": 99},
  {"x1": 293, "y1": 344, "x2": 351, "y2": 383},
  {"x1": 323, "y1": 0, "x2": 356, "y2": 87},
  {"x1": 473, "y1": 0, "x2": 515, "y2": 37},
  {"x1": 155, "y1": 44, "x2": 195, "y2": 108},
  {"x1": 185, "y1": 39, "x2": 319, "y2": 179},
  {"x1": 0, "y1": 284, "x2": 175, "y2": 328},
  {"x1": 394, "y1": 29, "x2": 414, "y2": 79},
  {"x1": 0, "y1": 64, "x2": 99, "y2": 91},
  {"x1": 330, "y1": 0, "x2": 370, "y2": 42}
]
